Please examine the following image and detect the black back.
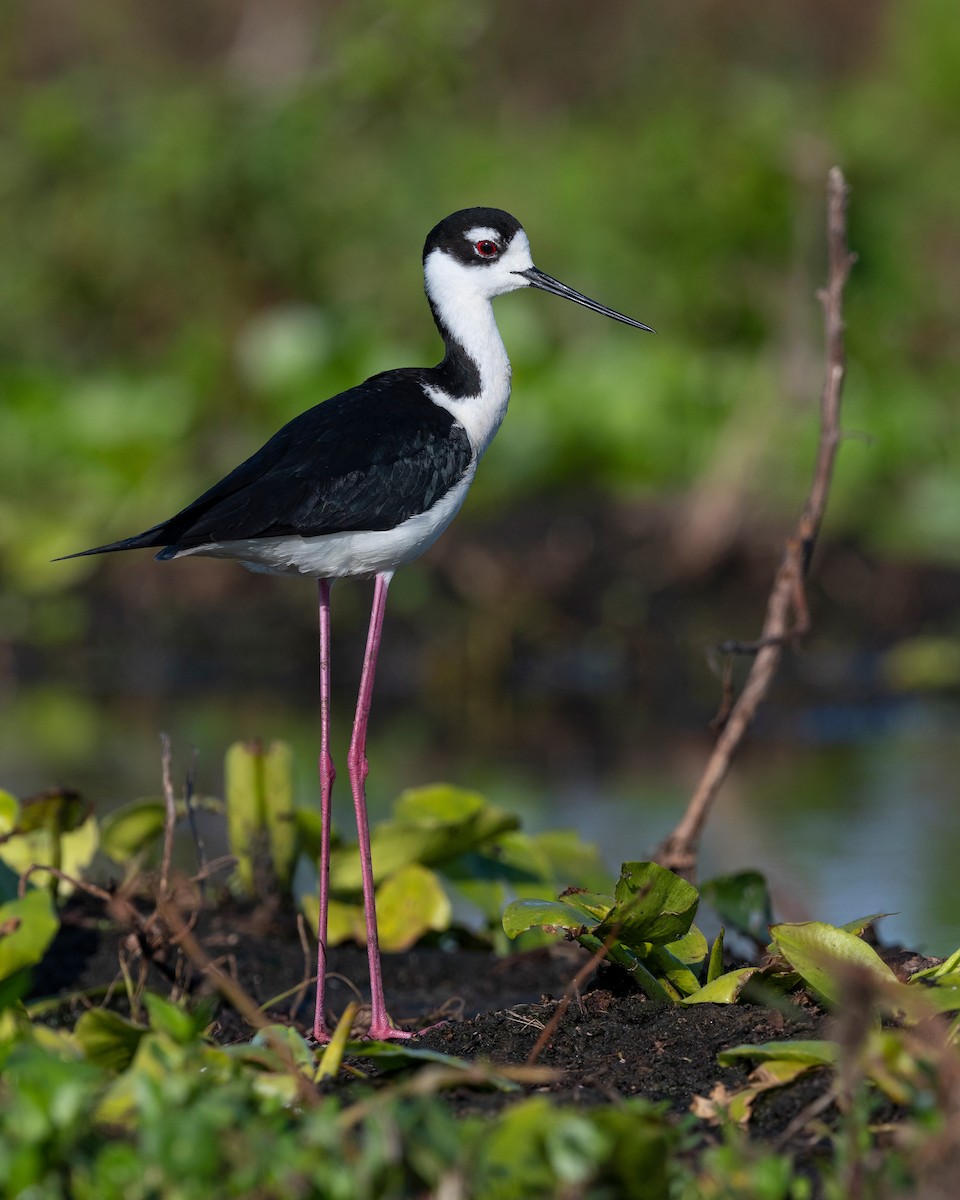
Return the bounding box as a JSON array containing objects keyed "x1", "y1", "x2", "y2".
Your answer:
[{"x1": 69, "y1": 370, "x2": 473, "y2": 557}]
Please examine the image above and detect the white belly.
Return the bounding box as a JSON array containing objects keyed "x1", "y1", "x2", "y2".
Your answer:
[{"x1": 170, "y1": 464, "x2": 476, "y2": 578}]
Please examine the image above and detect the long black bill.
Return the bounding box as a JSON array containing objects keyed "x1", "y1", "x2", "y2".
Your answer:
[{"x1": 516, "y1": 266, "x2": 654, "y2": 332}]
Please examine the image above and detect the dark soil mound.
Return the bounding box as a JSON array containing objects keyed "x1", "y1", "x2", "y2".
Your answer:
[{"x1": 31, "y1": 892, "x2": 832, "y2": 1142}]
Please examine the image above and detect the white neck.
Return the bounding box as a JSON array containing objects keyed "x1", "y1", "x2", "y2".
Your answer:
[{"x1": 422, "y1": 249, "x2": 515, "y2": 457}]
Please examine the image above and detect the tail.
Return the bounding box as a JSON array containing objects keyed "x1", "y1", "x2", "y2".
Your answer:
[{"x1": 53, "y1": 527, "x2": 171, "y2": 563}]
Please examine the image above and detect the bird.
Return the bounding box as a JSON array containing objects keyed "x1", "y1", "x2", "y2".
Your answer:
[{"x1": 60, "y1": 207, "x2": 651, "y2": 1042}]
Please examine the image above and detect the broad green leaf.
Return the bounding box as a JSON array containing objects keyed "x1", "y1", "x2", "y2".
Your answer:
[
  {"x1": 596, "y1": 862, "x2": 699, "y2": 947},
  {"x1": 0, "y1": 861, "x2": 19, "y2": 905},
  {"x1": 143, "y1": 993, "x2": 215, "y2": 1045},
  {"x1": 247, "y1": 1024, "x2": 316, "y2": 1072},
  {"x1": 0, "y1": 791, "x2": 19, "y2": 836},
  {"x1": 664, "y1": 925, "x2": 708, "y2": 966},
  {"x1": 646, "y1": 945, "x2": 702, "y2": 996},
  {"x1": 74, "y1": 1009, "x2": 147, "y2": 1072},
  {"x1": 528, "y1": 830, "x2": 611, "y2": 895},
  {"x1": 350, "y1": 1041, "x2": 486, "y2": 1073},
  {"x1": 100, "y1": 800, "x2": 166, "y2": 864},
  {"x1": 554, "y1": 891, "x2": 614, "y2": 922},
  {"x1": 700, "y1": 871, "x2": 773, "y2": 943},
  {"x1": 706, "y1": 928, "x2": 725, "y2": 983},
  {"x1": 330, "y1": 800, "x2": 518, "y2": 891},
  {"x1": 478, "y1": 830, "x2": 556, "y2": 885},
  {"x1": 0, "y1": 814, "x2": 99, "y2": 897},
  {"x1": 681, "y1": 967, "x2": 759, "y2": 1004},
  {"x1": 225, "y1": 740, "x2": 266, "y2": 893},
  {"x1": 374, "y1": 863, "x2": 452, "y2": 951},
  {"x1": 840, "y1": 913, "x2": 893, "y2": 938},
  {"x1": 393, "y1": 784, "x2": 487, "y2": 824},
  {"x1": 301, "y1": 893, "x2": 364, "y2": 946},
  {"x1": 718, "y1": 1040, "x2": 840, "y2": 1067},
  {"x1": 0, "y1": 968, "x2": 32, "y2": 1012},
  {"x1": 329, "y1": 826, "x2": 436, "y2": 889},
  {"x1": 502, "y1": 897, "x2": 600, "y2": 939},
  {"x1": 0, "y1": 888, "x2": 59, "y2": 980},
  {"x1": 15, "y1": 789, "x2": 89, "y2": 835},
  {"x1": 263, "y1": 741, "x2": 297, "y2": 891},
  {"x1": 770, "y1": 921, "x2": 900, "y2": 1005}
]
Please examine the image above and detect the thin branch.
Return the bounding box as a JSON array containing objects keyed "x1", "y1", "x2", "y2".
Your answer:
[
  {"x1": 656, "y1": 167, "x2": 856, "y2": 879},
  {"x1": 158, "y1": 732, "x2": 177, "y2": 900}
]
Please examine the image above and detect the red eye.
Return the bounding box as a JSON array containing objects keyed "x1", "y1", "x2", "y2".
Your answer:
[{"x1": 475, "y1": 240, "x2": 499, "y2": 258}]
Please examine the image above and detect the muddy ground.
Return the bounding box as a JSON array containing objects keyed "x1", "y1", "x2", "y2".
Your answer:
[{"x1": 32, "y1": 892, "x2": 855, "y2": 1150}]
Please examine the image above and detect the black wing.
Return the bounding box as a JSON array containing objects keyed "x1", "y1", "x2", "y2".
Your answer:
[{"x1": 61, "y1": 370, "x2": 473, "y2": 559}]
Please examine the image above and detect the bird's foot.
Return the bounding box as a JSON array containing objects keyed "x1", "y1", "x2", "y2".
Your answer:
[{"x1": 365, "y1": 1023, "x2": 416, "y2": 1041}]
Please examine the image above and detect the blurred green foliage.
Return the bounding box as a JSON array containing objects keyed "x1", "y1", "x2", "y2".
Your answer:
[{"x1": 2, "y1": 0, "x2": 960, "y2": 608}]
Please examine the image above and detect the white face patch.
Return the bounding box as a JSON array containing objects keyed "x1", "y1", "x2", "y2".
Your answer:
[{"x1": 464, "y1": 226, "x2": 501, "y2": 246}]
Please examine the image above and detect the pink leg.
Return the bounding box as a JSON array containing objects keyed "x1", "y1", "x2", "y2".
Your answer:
[
  {"x1": 313, "y1": 578, "x2": 336, "y2": 1042},
  {"x1": 348, "y1": 571, "x2": 412, "y2": 1040}
]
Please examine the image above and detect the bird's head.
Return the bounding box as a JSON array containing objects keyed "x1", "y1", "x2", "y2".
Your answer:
[{"x1": 423, "y1": 206, "x2": 652, "y2": 330}]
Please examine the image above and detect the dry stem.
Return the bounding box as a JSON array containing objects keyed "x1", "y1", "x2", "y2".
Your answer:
[{"x1": 657, "y1": 166, "x2": 856, "y2": 879}]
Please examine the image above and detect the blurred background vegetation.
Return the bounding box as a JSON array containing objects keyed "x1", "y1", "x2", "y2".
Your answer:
[{"x1": 3, "y1": 0, "x2": 960, "y2": 946}]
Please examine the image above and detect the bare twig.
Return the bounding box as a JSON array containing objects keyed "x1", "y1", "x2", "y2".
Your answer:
[
  {"x1": 17, "y1": 865, "x2": 114, "y2": 903},
  {"x1": 657, "y1": 167, "x2": 856, "y2": 879},
  {"x1": 158, "y1": 732, "x2": 177, "y2": 900}
]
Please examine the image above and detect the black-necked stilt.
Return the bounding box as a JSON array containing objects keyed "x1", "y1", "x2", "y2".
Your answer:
[{"x1": 60, "y1": 207, "x2": 651, "y2": 1041}]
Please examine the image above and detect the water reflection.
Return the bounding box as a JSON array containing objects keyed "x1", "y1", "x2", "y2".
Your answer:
[{"x1": 5, "y1": 682, "x2": 959, "y2": 957}]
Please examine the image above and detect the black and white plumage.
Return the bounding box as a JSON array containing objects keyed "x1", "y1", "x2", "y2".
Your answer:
[{"x1": 62, "y1": 207, "x2": 650, "y2": 1041}]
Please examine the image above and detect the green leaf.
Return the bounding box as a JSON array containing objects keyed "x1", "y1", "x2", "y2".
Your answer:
[
  {"x1": 700, "y1": 871, "x2": 773, "y2": 943},
  {"x1": 0, "y1": 968, "x2": 32, "y2": 1012},
  {"x1": 16, "y1": 789, "x2": 89, "y2": 835},
  {"x1": 247, "y1": 1024, "x2": 316, "y2": 1073},
  {"x1": 349, "y1": 1042, "x2": 479, "y2": 1072},
  {"x1": 664, "y1": 925, "x2": 708, "y2": 966},
  {"x1": 840, "y1": 913, "x2": 893, "y2": 938},
  {"x1": 0, "y1": 815, "x2": 99, "y2": 897},
  {"x1": 225, "y1": 741, "x2": 266, "y2": 894},
  {"x1": 393, "y1": 783, "x2": 488, "y2": 824},
  {"x1": 374, "y1": 863, "x2": 452, "y2": 951},
  {"x1": 502, "y1": 897, "x2": 600, "y2": 939},
  {"x1": 0, "y1": 860, "x2": 19, "y2": 905},
  {"x1": 330, "y1": 792, "x2": 519, "y2": 892},
  {"x1": 595, "y1": 862, "x2": 699, "y2": 947},
  {"x1": 74, "y1": 1009, "x2": 147, "y2": 1072},
  {"x1": 527, "y1": 830, "x2": 612, "y2": 895},
  {"x1": 301, "y1": 893, "x2": 364, "y2": 946},
  {"x1": 718, "y1": 1040, "x2": 840, "y2": 1067},
  {"x1": 100, "y1": 800, "x2": 166, "y2": 864},
  {"x1": 706, "y1": 927, "x2": 725, "y2": 983},
  {"x1": 646, "y1": 945, "x2": 703, "y2": 997},
  {"x1": 681, "y1": 967, "x2": 759, "y2": 1004},
  {"x1": 0, "y1": 888, "x2": 59, "y2": 981},
  {"x1": 262, "y1": 741, "x2": 298, "y2": 891},
  {"x1": 142, "y1": 993, "x2": 214, "y2": 1045},
  {"x1": 0, "y1": 790, "x2": 20, "y2": 836},
  {"x1": 769, "y1": 921, "x2": 901, "y2": 1006},
  {"x1": 315, "y1": 1003, "x2": 358, "y2": 1081}
]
